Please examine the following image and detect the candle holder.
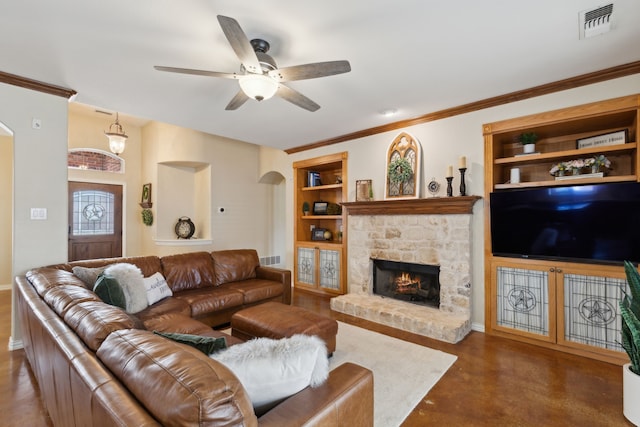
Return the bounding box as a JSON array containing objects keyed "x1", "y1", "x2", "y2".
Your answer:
[
  {"x1": 446, "y1": 176, "x2": 454, "y2": 197},
  {"x1": 459, "y1": 167, "x2": 467, "y2": 196}
]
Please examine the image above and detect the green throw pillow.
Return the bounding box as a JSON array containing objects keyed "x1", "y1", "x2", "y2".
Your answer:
[
  {"x1": 154, "y1": 331, "x2": 227, "y2": 355},
  {"x1": 93, "y1": 273, "x2": 126, "y2": 310}
]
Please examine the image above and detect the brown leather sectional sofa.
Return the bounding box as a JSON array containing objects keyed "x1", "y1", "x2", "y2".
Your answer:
[{"x1": 15, "y1": 249, "x2": 374, "y2": 426}]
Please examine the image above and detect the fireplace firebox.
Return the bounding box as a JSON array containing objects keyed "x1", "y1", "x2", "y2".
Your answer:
[{"x1": 372, "y1": 259, "x2": 440, "y2": 308}]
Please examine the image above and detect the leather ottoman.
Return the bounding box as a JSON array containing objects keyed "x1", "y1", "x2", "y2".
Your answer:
[{"x1": 231, "y1": 301, "x2": 338, "y2": 355}]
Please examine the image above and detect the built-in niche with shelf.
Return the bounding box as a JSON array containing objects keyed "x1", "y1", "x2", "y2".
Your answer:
[
  {"x1": 485, "y1": 96, "x2": 637, "y2": 190},
  {"x1": 156, "y1": 161, "x2": 211, "y2": 241}
]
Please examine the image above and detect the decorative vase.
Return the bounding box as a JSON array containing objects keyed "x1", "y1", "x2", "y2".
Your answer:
[
  {"x1": 523, "y1": 143, "x2": 536, "y2": 154},
  {"x1": 592, "y1": 165, "x2": 600, "y2": 174},
  {"x1": 557, "y1": 170, "x2": 565, "y2": 177},
  {"x1": 624, "y1": 363, "x2": 640, "y2": 425},
  {"x1": 572, "y1": 168, "x2": 581, "y2": 176}
]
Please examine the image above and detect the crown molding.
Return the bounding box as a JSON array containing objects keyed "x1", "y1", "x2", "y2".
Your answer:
[{"x1": 0, "y1": 70, "x2": 76, "y2": 99}]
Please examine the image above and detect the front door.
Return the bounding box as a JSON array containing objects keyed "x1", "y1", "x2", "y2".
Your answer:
[{"x1": 68, "y1": 181, "x2": 123, "y2": 261}]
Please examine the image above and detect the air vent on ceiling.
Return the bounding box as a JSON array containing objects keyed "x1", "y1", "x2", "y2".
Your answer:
[{"x1": 579, "y1": 3, "x2": 613, "y2": 39}]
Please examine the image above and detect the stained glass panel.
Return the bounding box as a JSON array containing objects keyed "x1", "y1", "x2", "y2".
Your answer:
[{"x1": 72, "y1": 190, "x2": 115, "y2": 236}]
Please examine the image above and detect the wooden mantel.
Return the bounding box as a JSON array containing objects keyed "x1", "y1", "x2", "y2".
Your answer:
[{"x1": 342, "y1": 196, "x2": 482, "y2": 216}]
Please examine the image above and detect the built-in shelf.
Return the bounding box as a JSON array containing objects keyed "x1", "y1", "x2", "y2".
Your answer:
[
  {"x1": 154, "y1": 239, "x2": 213, "y2": 246},
  {"x1": 494, "y1": 142, "x2": 636, "y2": 166},
  {"x1": 302, "y1": 183, "x2": 343, "y2": 191},
  {"x1": 301, "y1": 215, "x2": 342, "y2": 220},
  {"x1": 342, "y1": 196, "x2": 481, "y2": 216},
  {"x1": 494, "y1": 174, "x2": 636, "y2": 189}
]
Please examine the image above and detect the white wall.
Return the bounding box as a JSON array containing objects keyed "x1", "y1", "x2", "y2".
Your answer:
[
  {"x1": 262, "y1": 74, "x2": 640, "y2": 329},
  {"x1": 0, "y1": 82, "x2": 69, "y2": 345}
]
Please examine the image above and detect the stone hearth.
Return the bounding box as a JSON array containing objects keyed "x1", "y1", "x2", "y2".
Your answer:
[{"x1": 330, "y1": 197, "x2": 480, "y2": 343}]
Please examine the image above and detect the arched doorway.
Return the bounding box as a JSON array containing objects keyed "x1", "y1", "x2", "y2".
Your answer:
[{"x1": 259, "y1": 171, "x2": 286, "y2": 267}]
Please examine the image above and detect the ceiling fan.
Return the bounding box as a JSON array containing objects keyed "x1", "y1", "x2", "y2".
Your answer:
[{"x1": 154, "y1": 15, "x2": 351, "y2": 112}]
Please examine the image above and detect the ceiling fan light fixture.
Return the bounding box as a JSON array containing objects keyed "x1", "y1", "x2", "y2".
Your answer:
[
  {"x1": 104, "y1": 112, "x2": 128, "y2": 155},
  {"x1": 239, "y1": 74, "x2": 278, "y2": 101}
]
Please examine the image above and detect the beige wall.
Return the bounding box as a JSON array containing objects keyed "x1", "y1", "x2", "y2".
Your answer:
[
  {"x1": 140, "y1": 121, "x2": 280, "y2": 258},
  {"x1": 0, "y1": 135, "x2": 12, "y2": 286},
  {"x1": 67, "y1": 110, "x2": 144, "y2": 256},
  {"x1": 263, "y1": 73, "x2": 640, "y2": 330}
]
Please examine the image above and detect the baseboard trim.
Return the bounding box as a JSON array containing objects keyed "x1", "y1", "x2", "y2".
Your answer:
[
  {"x1": 8, "y1": 336, "x2": 23, "y2": 351},
  {"x1": 471, "y1": 322, "x2": 485, "y2": 333}
]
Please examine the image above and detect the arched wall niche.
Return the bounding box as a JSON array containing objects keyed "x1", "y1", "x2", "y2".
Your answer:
[{"x1": 259, "y1": 170, "x2": 286, "y2": 267}]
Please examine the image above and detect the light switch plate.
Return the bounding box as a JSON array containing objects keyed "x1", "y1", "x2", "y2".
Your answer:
[{"x1": 30, "y1": 208, "x2": 47, "y2": 220}]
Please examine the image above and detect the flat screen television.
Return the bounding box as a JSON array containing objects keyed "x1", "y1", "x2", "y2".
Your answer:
[{"x1": 489, "y1": 182, "x2": 640, "y2": 264}]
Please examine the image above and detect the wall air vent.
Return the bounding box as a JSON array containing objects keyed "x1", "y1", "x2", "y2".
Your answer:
[{"x1": 579, "y1": 3, "x2": 614, "y2": 39}]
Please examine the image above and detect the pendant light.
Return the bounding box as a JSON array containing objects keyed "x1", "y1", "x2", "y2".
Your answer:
[{"x1": 104, "y1": 112, "x2": 128, "y2": 155}]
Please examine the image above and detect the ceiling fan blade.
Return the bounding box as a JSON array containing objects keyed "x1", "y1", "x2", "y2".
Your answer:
[
  {"x1": 216, "y1": 15, "x2": 262, "y2": 74},
  {"x1": 269, "y1": 60, "x2": 351, "y2": 82},
  {"x1": 225, "y1": 90, "x2": 250, "y2": 110},
  {"x1": 154, "y1": 65, "x2": 238, "y2": 79},
  {"x1": 276, "y1": 84, "x2": 320, "y2": 112}
]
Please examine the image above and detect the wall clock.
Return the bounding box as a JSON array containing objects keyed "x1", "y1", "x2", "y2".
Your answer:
[
  {"x1": 175, "y1": 217, "x2": 195, "y2": 239},
  {"x1": 427, "y1": 178, "x2": 440, "y2": 197}
]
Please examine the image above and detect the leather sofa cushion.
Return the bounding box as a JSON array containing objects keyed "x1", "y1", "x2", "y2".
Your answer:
[
  {"x1": 97, "y1": 329, "x2": 258, "y2": 427},
  {"x1": 161, "y1": 252, "x2": 216, "y2": 292},
  {"x1": 142, "y1": 312, "x2": 219, "y2": 336},
  {"x1": 43, "y1": 284, "x2": 102, "y2": 317},
  {"x1": 65, "y1": 255, "x2": 163, "y2": 278},
  {"x1": 212, "y1": 249, "x2": 259, "y2": 285},
  {"x1": 174, "y1": 287, "x2": 244, "y2": 317},
  {"x1": 27, "y1": 268, "x2": 88, "y2": 296},
  {"x1": 135, "y1": 296, "x2": 191, "y2": 321},
  {"x1": 227, "y1": 279, "x2": 284, "y2": 304},
  {"x1": 63, "y1": 301, "x2": 143, "y2": 351}
]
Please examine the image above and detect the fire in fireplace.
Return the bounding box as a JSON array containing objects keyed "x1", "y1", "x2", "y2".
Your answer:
[{"x1": 372, "y1": 259, "x2": 440, "y2": 309}]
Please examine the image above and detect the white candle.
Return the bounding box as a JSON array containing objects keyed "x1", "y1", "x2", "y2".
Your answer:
[
  {"x1": 459, "y1": 156, "x2": 467, "y2": 169},
  {"x1": 447, "y1": 165, "x2": 453, "y2": 177}
]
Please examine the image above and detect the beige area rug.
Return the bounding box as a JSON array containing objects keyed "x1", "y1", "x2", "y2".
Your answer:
[{"x1": 330, "y1": 321, "x2": 457, "y2": 427}]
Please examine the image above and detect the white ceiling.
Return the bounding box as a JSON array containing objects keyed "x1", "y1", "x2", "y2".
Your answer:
[{"x1": 2, "y1": 1, "x2": 639, "y2": 150}]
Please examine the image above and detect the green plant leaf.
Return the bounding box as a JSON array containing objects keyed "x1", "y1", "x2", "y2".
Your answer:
[
  {"x1": 624, "y1": 261, "x2": 640, "y2": 298},
  {"x1": 620, "y1": 295, "x2": 640, "y2": 373}
]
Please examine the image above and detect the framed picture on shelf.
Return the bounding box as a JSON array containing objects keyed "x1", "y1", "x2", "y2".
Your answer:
[
  {"x1": 140, "y1": 183, "x2": 152, "y2": 208},
  {"x1": 311, "y1": 228, "x2": 328, "y2": 241},
  {"x1": 577, "y1": 129, "x2": 627, "y2": 149},
  {"x1": 356, "y1": 179, "x2": 373, "y2": 201},
  {"x1": 312, "y1": 201, "x2": 328, "y2": 215}
]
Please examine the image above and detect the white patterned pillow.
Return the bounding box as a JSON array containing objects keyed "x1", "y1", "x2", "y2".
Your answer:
[
  {"x1": 104, "y1": 263, "x2": 148, "y2": 313},
  {"x1": 143, "y1": 272, "x2": 173, "y2": 305},
  {"x1": 210, "y1": 334, "x2": 329, "y2": 415}
]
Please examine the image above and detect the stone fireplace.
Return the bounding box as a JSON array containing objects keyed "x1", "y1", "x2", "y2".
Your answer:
[{"x1": 330, "y1": 197, "x2": 480, "y2": 343}]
